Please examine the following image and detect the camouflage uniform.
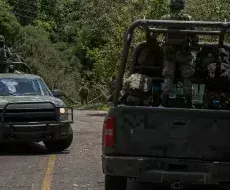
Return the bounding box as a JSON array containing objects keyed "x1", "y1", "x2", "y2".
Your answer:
[
  {"x1": 203, "y1": 48, "x2": 230, "y2": 109},
  {"x1": 0, "y1": 35, "x2": 12, "y2": 61},
  {"x1": 119, "y1": 73, "x2": 152, "y2": 106},
  {"x1": 0, "y1": 35, "x2": 14, "y2": 73},
  {"x1": 160, "y1": 0, "x2": 199, "y2": 106},
  {"x1": 79, "y1": 82, "x2": 89, "y2": 105},
  {"x1": 208, "y1": 62, "x2": 230, "y2": 79},
  {"x1": 207, "y1": 48, "x2": 230, "y2": 79}
]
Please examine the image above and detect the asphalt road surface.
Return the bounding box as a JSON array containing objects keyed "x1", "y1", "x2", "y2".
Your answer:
[
  {"x1": 0, "y1": 110, "x2": 216, "y2": 190},
  {"x1": 0, "y1": 110, "x2": 106, "y2": 190}
]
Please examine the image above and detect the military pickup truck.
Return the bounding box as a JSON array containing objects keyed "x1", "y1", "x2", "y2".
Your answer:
[
  {"x1": 102, "y1": 20, "x2": 230, "y2": 190},
  {"x1": 0, "y1": 73, "x2": 74, "y2": 152}
]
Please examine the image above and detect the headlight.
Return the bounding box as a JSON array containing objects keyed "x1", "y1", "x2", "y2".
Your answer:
[
  {"x1": 59, "y1": 108, "x2": 66, "y2": 114},
  {"x1": 58, "y1": 108, "x2": 73, "y2": 122}
]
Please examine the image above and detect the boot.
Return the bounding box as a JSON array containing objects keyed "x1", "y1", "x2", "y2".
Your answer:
[{"x1": 162, "y1": 94, "x2": 169, "y2": 107}]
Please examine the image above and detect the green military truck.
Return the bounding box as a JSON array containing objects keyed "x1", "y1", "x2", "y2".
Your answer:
[
  {"x1": 0, "y1": 73, "x2": 74, "y2": 152},
  {"x1": 0, "y1": 44, "x2": 74, "y2": 152},
  {"x1": 102, "y1": 20, "x2": 230, "y2": 190}
]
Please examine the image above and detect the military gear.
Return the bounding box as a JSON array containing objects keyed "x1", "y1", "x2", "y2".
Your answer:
[
  {"x1": 203, "y1": 91, "x2": 230, "y2": 110},
  {"x1": 137, "y1": 45, "x2": 156, "y2": 66},
  {"x1": 162, "y1": 45, "x2": 195, "y2": 96},
  {"x1": 119, "y1": 73, "x2": 152, "y2": 106},
  {"x1": 160, "y1": 5, "x2": 198, "y2": 99},
  {"x1": 208, "y1": 62, "x2": 230, "y2": 79},
  {"x1": 207, "y1": 48, "x2": 230, "y2": 79},
  {"x1": 161, "y1": 13, "x2": 199, "y2": 46},
  {"x1": 0, "y1": 35, "x2": 12, "y2": 63},
  {"x1": 0, "y1": 36, "x2": 31, "y2": 74}
]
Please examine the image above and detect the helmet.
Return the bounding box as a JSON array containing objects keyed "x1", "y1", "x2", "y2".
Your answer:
[
  {"x1": 170, "y1": 0, "x2": 185, "y2": 10},
  {"x1": 0, "y1": 35, "x2": 5, "y2": 43}
]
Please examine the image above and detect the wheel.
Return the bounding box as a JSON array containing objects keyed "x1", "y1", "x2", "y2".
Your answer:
[
  {"x1": 44, "y1": 126, "x2": 73, "y2": 152},
  {"x1": 105, "y1": 175, "x2": 127, "y2": 190}
]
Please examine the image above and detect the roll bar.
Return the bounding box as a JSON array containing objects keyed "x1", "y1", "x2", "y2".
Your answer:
[{"x1": 113, "y1": 19, "x2": 230, "y2": 106}]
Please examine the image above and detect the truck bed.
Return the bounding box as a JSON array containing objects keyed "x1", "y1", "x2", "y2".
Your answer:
[{"x1": 115, "y1": 106, "x2": 230, "y2": 161}]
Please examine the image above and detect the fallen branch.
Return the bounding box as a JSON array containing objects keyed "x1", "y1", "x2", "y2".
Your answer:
[
  {"x1": 63, "y1": 92, "x2": 80, "y2": 105},
  {"x1": 88, "y1": 94, "x2": 103, "y2": 104}
]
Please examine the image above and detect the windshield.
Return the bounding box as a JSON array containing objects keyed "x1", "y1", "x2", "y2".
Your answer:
[{"x1": 0, "y1": 77, "x2": 52, "y2": 96}]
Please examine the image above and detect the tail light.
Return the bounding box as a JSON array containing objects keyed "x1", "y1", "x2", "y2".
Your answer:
[{"x1": 104, "y1": 117, "x2": 115, "y2": 147}]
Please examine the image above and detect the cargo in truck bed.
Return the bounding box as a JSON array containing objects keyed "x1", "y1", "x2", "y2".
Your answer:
[{"x1": 102, "y1": 19, "x2": 230, "y2": 190}]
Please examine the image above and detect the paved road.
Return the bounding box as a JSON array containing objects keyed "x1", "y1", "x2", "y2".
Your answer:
[
  {"x1": 0, "y1": 110, "x2": 213, "y2": 190},
  {"x1": 0, "y1": 110, "x2": 105, "y2": 190}
]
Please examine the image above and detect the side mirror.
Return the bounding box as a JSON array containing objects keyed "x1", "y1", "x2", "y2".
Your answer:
[{"x1": 52, "y1": 89, "x2": 65, "y2": 98}]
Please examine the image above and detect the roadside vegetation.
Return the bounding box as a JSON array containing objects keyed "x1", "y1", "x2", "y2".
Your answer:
[{"x1": 1, "y1": 0, "x2": 230, "y2": 109}]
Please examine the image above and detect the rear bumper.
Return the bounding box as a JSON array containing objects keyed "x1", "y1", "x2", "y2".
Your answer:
[
  {"x1": 0, "y1": 122, "x2": 72, "y2": 142},
  {"x1": 102, "y1": 155, "x2": 230, "y2": 185}
]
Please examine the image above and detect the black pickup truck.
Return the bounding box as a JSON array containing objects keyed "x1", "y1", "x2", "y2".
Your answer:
[{"x1": 102, "y1": 20, "x2": 230, "y2": 190}]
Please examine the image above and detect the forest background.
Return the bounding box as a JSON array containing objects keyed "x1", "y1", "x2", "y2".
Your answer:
[{"x1": 0, "y1": 0, "x2": 229, "y2": 105}]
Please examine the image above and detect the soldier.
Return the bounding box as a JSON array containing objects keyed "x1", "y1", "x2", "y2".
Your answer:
[
  {"x1": 207, "y1": 48, "x2": 230, "y2": 79},
  {"x1": 79, "y1": 81, "x2": 89, "y2": 105},
  {"x1": 160, "y1": 0, "x2": 199, "y2": 107},
  {"x1": 0, "y1": 35, "x2": 14, "y2": 73},
  {"x1": 0, "y1": 35, "x2": 12, "y2": 61}
]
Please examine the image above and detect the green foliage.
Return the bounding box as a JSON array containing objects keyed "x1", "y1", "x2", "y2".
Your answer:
[
  {"x1": 15, "y1": 25, "x2": 80, "y2": 98},
  {"x1": 1, "y1": 0, "x2": 230, "y2": 105},
  {"x1": 0, "y1": 1, "x2": 21, "y2": 44}
]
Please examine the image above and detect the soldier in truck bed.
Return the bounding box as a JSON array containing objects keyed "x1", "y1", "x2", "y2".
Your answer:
[
  {"x1": 0, "y1": 35, "x2": 12, "y2": 61},
  {"x1": 207, "y1": 48, "x2": 230, "y2": 79},
  {"x1": 160, "y1": 0, "x2": 199, "y2": 107}
]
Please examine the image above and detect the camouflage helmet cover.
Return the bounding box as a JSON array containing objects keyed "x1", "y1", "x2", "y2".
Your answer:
[
  {"x1": 0, "y1": 35, "x2": 5, "y2": 42},
  {"x1": 170, "y1": 0, "x2": 185, "y2": 10}
]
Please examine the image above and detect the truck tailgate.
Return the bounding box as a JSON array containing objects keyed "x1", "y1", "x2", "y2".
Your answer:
[{"x1": 116, "y1": 106, "x2": 230, "y2": 160}]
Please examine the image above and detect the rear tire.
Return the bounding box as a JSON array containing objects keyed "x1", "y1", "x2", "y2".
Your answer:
[
  {"x1": 44, "y1": 126, "x2": 73, "y2": 152},
  {"x1": 105, "y1": 175, "x2": 127, "y2": 190}
]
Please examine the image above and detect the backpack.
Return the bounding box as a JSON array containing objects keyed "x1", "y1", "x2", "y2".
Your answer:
[{"x1": 120, "y1": 73, "x2": 152, "y2": 106}]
